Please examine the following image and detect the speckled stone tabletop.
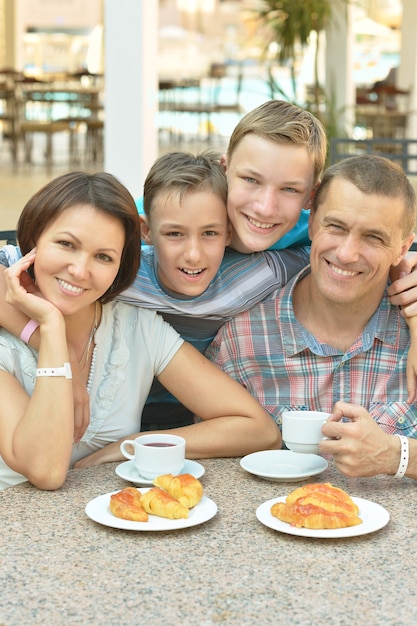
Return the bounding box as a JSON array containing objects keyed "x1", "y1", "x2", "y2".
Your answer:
[{"x1": 0, "y1": 456, "x2": 416, "y2": 626}]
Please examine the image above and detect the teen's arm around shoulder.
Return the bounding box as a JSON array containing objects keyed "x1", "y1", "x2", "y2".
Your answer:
[{"x1": 158, "y1": 342, "x2": 282, "y2": 458}]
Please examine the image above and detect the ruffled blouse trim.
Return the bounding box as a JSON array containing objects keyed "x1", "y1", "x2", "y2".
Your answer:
[{"x1": 80, "y1": 301, "x2": 133, "y2": 443}]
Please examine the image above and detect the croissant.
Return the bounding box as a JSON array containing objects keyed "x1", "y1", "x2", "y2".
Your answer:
[
  {"x1": 286, "y1": 483, "x2": 360, "y2": 515},
  {"x1": 271, "y1": 501, "x2": 362, "y2": 529},
  {"x1": 140, "y1": 487, "x2": 189, "y2": 520},
  {"x1": 153, "y1": 473, "x2": 203, "y2": 508},
  {"x1": 110, "y1": 487, "x2": 148, "y2": 522},
  {"x1": 271, "y1": 483, "x2": 362, "y2": 529}
]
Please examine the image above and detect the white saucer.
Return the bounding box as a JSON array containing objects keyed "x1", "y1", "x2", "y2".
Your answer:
[
  {"x1": 240, "y1": 450, "x2": 328, "y2": 483},
  {"x1": 115, "y1": 459, "x2": 205, "y2": 486}
]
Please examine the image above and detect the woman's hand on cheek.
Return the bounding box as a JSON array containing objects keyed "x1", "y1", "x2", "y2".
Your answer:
[{"x1": 4, "y1": 249, "x2": 58, "y2": 322}]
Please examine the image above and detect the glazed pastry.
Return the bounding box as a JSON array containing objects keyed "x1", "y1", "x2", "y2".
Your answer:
[
  {"x1": 285, "y1": 483, "x2": 360, "y2": 514},
  {"x1": 110, "y1": 487, "x2": 148, "y2": 522},
  {"x1": 153, "y1": 473, "x2": 203, "y2": 508},
  {"x1": 140, "y1": 487, "x2": 189, "y2": 520},
  {"x1": 270, "y1": 483, "x2": 362, "y2": 529}
]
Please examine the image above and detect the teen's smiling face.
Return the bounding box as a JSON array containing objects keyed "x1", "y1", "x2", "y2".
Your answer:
[
  {"x1": 142, "y1": 188, "x2": 232, "y2": 296},
  {"x1": 224, "y1": 134, "x2": 315, "y2": 253},
  {"x1": 34, "y1": 204, "x2": 125, "y2": 315}
]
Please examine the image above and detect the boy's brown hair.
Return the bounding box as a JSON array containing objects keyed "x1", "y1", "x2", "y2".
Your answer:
[{"x1": 143, "y1": 150, "x2": 227, "y2": 220}]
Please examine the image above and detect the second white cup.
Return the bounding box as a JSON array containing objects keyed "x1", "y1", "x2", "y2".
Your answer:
[{"x1": 120, "y1": 433, "x2": 186, "y2": 480}]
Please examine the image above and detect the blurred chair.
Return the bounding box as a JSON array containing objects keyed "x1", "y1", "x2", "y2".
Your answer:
[
  {"x1": 0, "y1": 68, "x2": 22, "y2": 165},
  {"x1": 0, "y1": 230, "x2": 17, "y2": 245},
  {"x1": 210, "y1": 62, "x2": 244, "y2": 117},
  {"x1": 158, "y1": 77, "x2": 211, "y2": 142},
  {"x1": 330, "y1": 137, "x2": 417, "y2": 175},
  {"x1": 57, "y1": 71, "x2": 104, "y2": 166},
  {"x1": 158, "y1": 62, "x2": 243, "y2": 143},
  {"x1": 355, "y1": 106, "x2": 408, "y2": 139},
  {"x1": 369, "y1": 84, "x2": 410, "y2": 111},
  {"x1": 17, "y1": 77, "x2": 73, "y2": 171},
  {"x1": 85, "y1": 115, "x2": 104, "y2": 164},
  {"x1": 17, "y1": 73, "x2": 104, "y2": 170}
]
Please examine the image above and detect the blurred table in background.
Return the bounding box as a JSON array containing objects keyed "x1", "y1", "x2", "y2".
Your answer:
[
  {"x1": 0, "y1": 69, "x2": 104, "y2": 171},
  {"x1": 158, "y1": 63, "x2": 243, "y2": 144}
]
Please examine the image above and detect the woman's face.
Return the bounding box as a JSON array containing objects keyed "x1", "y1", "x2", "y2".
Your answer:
[{"x1": 34, "y1": 204, "x2": 125, "y2": 315}]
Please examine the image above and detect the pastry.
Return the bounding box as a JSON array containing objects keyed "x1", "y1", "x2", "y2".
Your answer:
[
  {"x1": 285, "y1": 483, "x2": 360, "y2": 514},
  {"x1": 110, "y1": 487, "x2": 148, "y2": 522},
  {"x1": 140, "y1": 487, "x2": 189, "y2": 520},
  {"x1": 270, "y1": 483, "x2": 362, "y2": 529},
  {"x1": 153, "y1": 473, "x2": 203, "y2": 508}
]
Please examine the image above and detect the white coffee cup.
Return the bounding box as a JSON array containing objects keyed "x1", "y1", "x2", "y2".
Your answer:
[
  {"x1": 281, "y1": 410, "x2": 330, "y2": 454},
  {"x1": 120, "y1": 433, "x2": 186, "y2": 480}
]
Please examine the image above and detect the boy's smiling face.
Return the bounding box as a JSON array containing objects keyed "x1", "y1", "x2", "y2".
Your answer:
[
  {"x1": 224, "y1": 134, "x2": 316, "y2": 252},
  {"x1": 142, "y1": 188, "x2": 232, "y2": 296}
]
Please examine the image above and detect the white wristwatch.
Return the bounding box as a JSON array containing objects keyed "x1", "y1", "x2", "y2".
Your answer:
[{"x1": 35, "y1": 362, "x2": 73, "y2": 379}]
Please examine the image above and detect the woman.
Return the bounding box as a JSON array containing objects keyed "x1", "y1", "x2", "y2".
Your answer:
[{"x1": 0, "y1": 171, "x2": 280, "y2": 491}]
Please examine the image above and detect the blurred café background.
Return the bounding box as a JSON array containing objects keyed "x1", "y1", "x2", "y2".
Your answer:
[{"x1": 1, "y1": 0, "x2": 417, "y2": 233}]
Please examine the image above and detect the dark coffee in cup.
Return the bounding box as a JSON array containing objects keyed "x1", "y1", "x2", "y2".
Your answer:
[{"x1": 143, "y1": 443, "x2": 176, "y2": 447}]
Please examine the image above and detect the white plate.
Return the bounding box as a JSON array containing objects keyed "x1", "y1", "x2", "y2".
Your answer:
[
  {"x1": 115, "y1": 459, "x2": 205, "y2": 486},
  {"x1": 85, "y1": 487, "x2": 217, "y2": 531},
  {"x1": 240, "y1": 450, "x2": 328, "y2": 482},
  {"x1": 256, "y1": 496, "x2": 390, "y2": 538}
]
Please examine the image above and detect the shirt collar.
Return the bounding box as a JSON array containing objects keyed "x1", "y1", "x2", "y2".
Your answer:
[{"x1": 279, "y1": 266, "x2": 401, "y2": 356}]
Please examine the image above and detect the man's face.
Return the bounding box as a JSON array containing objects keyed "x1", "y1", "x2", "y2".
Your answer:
[
  {"x1": 308, "y1": 177, "x2": 413, "y2": 309},
  {"x1": 142, "y1": 189, "x2": 231, "y2": 296},
  {"x1": 224, "y1": 134, "x2": 315, "y2": 253}
]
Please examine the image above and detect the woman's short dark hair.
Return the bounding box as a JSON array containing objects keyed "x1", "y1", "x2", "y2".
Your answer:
[{"x1": 17, "y1": 171, "x2": 141, "y2": 302}]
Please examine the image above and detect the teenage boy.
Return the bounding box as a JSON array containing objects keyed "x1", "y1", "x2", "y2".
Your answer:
[
  {"x1": 208, "y1": 155, "x2": 417, "y2": 479},
  {"x1": 222, "y1": 99, "x2": 326, "y2": 253}
]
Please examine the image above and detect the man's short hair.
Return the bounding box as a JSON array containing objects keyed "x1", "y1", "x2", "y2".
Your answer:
[{"x1": 313, "y1": 155, "x2": 417, "y2": 237}]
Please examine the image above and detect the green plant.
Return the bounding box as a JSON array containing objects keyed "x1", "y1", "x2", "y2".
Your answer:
[{"x1": 256, "y1": 0, "x2": 349, "y2": 143}]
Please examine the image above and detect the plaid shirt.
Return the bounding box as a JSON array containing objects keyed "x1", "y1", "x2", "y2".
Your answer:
[{"x1": 207, "y1": 267, "x2": 417, "y2": 437}]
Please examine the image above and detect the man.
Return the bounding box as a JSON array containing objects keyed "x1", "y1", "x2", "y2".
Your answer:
[{"x1": 208, "y1": 155, "x2": 417, "y2": 480}]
